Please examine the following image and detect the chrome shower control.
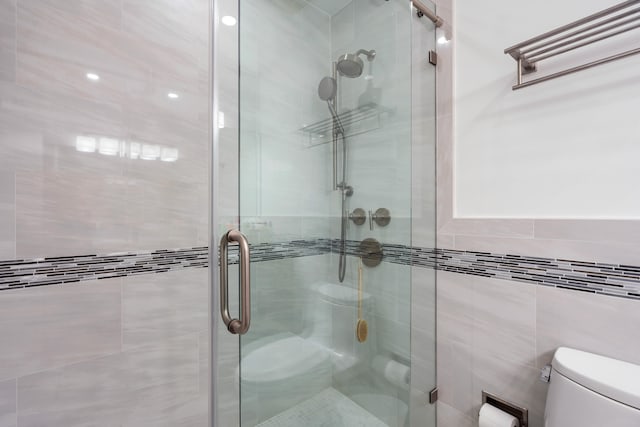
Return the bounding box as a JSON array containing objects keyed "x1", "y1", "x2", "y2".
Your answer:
[
  {"x1": 349, "y1": 208, "x2": 367, "y2": 226},
  {"x1": 369, "y1": 208, "x2": 391, "y2": 230},
  {"x1": 359, "y1": 238, "x2": 383, "y2": 267}
]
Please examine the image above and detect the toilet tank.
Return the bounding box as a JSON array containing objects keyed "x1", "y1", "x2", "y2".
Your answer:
[{"x1": 544, "y1": 347, "x2": 640, "y2": 427}]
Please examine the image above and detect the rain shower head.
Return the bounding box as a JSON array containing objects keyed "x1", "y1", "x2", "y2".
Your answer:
[{"x1": 336, "y1": 49, "x2": 376, "y2": 78}]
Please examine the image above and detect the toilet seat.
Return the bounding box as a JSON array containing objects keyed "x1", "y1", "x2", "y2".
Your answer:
[{"x1": 242, "y1": 334, "x2": 331, "y2": 384}]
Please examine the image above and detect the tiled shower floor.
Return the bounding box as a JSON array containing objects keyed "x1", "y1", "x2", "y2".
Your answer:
[{"x1": 256, "y1": 388, "x2": 388, "y2": 427}]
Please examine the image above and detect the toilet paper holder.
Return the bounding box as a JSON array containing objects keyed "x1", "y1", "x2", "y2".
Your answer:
[{"x1": 482, "y1": 391, "x2": 528, "y2": 427}]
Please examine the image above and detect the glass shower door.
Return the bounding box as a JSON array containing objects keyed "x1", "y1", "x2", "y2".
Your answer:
[{"x1": 235, "y1": 0, "x2": 419, "y2": 426}]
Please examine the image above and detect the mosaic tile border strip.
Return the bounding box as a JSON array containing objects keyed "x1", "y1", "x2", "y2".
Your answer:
[
  {"x1": 0, "y1": 240, "x2": 328, "y2": 291},
  {"x1": 329, "y1": 239, "x2": 640, "y2": 300},
  {"x1": 434, "y1": 248, "x2": 640, "y2": 301},
  {"x1": 1, "y1": 238, "x2": 639, "y2": 300}
]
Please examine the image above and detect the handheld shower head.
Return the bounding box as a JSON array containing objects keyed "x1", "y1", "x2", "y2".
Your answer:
[
  {"x1": 317, "y1": 76, "x2": 344, "y2": 134},
  {"x1": 317, "y1": 76, "x2": 337, "y2": 101},
  {"x1": 336, "y1": 49, "x2": 376, "y2": 78}
]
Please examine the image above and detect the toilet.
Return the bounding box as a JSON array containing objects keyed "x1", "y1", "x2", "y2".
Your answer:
[
  {"x1": 544, "y1": 347, "x2": 640, "y2": 426},
  {"x1": 240, "y1": 282, "x2": 375, "y2": 423}
]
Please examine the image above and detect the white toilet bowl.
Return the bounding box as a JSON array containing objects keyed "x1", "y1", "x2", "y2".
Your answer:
[{"x1": 239, "y1": 283, "x2": 375, "y2": 424}]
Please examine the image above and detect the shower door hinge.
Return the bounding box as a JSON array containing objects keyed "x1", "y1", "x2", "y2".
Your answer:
[
  {"x1": 428, "y1": 50, "x2": 438, "y2": 66},
  {"x1": 428, "y1": 387, "x2": 439, "y2": 404}
]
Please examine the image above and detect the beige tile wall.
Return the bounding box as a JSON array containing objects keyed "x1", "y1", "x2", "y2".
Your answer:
[
  {"x1": 0, "y1": 269, "x2": 210, "y2": 427},
  {"x1": 0, "y1": 0, "x2": 209, "y2": 260},
  {"x1": 0, "y1": 379, "x2": 17, "y2": 427},
  {"x1": 0, "y1": 0, "x2": 211, "y2": 425},
  {"x1": 433, "y1": 0, "x2": 640, "y2": 426}
]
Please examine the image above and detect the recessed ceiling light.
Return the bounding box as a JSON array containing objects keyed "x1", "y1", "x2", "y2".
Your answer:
[
  {"x1": 437, "y1": 36, "x2": 449, "y2": 45},
  {"x1": 167, "y1": 92, "x2": 179, "y2": 99},
  {"x1": 221, "y1": 16, "x2": 237, "y2": 26},
  {"x1": 86, "y1": 72, "x2": 100, "y2": 81}
]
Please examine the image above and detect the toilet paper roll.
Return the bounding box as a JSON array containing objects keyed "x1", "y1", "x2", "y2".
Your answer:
[
  {"x1": 479, "y1": 403, "x2": 520, "y2": 427},
  {"x1": 372, "y1": 356, "x2": 410, "y2": 390}
]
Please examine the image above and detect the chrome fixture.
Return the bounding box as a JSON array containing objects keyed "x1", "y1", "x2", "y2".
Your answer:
[
  {"x1": 349, "y1": 208, "x2": 367, "y2": 226},
  {"x1": 505, "y1": 0, "x2": 640, "y2": 90},
  {"x1": 429, "y1": 387, "x2": 439, "y2": 404},
  {"x1": 369, "y1": 208, "x2": 391, "y2": 230},
  {"x1": 336, "y1": 49, "x2": 376, "y2": 78},
  {"x1": 412, "y1": 0, "x2": 443, "y2": 27},
  {"x1": 317, "y1": 76, "x2": 345, "y2": 135},
  {"x1": 317, "y1": 49, "x2": 376, "y2": 282},
  {"x1": 359, "y1": 238, "x2": 383, "y2": 267},
  {"x1": 219, "y1": 229, "x2": 251, "y2": 335}
]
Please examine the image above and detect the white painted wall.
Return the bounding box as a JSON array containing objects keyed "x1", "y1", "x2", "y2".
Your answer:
[{"x1": 454, "y1": 0, "x2": 640, "y2": 218}]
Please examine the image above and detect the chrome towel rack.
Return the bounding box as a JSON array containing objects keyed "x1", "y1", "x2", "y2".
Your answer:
[{"x1": 504, "y1": 0, "x2": 640, "y2": 90}]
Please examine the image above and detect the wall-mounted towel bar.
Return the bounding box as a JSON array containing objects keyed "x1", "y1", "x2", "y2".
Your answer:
[{"x1": 504, "y1": 0, "x2": 640, "y2": 90}]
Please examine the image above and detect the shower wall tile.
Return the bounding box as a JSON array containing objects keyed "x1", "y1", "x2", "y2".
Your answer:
[
  {"x1": 240, "y1": 0, "x2": 332, "y2": 226},
  {"x1": 122, "y1": 268, "x2": 208, "y2": 350},
  {"x1": 0, "y1": 278, "x2": 122, "y2": 381},
  {"x1": 16, "y1": 333, "x2": 201, "y2": 427},
  {"x1": 19, "y1": 0, "x2": 122, "y2": 30},
  {"x1": 0, "y1": 379, "x2": 17, "y2": 427},
  {"x1": 121, "y1": 0, "x2": 208, "y2": 67},
  {"x1": 1, "y1": 0, "x2": 209, "y2": 260},
  {"x1": 0, "y1": 0, "x2": 16, "y2": 82},
  {"x1": 15, "y1": 170, "x2": 129, "y2": 258},
  {"x1": 0, "y1": 0, "x2": 211, "y2": 425},
  {"x1": 0, "y1": 171, "x2": 15, "y2": 260}
]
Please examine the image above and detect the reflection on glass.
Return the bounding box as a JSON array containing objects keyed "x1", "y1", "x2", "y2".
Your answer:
[
  {"x1": 160, "y1": 147, "x2": 179, "y2": 162},
  {"x1": 141, "y1": 144, "x2": 161, "y2": 160},
  {"x1": 75, "y1": 136, "x2": 179, "y2": 162},
  {"x1": 129, "y1": 142, "x2": 141, "y2": 159},
  {"x1": 98, "y1": 137, "x2": 119, "y2": 156},
  {"x1": 75, "y1": 136, "x2": 96, "y2": 152}
]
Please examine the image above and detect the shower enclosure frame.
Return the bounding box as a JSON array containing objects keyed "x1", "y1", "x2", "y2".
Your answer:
[{"x1": 210, "y1": 1, "x2": 439, "y2": 426}]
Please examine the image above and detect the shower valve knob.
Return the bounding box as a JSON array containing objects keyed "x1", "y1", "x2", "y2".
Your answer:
[
  {"x1": 349, "y1": 208, "x2": 367, "y2": 226},
  {"x1": 369, "y1": 208, "x2": 391, "y2": 230}
]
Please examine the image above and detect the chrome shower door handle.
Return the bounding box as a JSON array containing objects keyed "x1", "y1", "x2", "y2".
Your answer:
[{"x1": 219, "y1": 229, "x2": 251, "y2": 335}]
